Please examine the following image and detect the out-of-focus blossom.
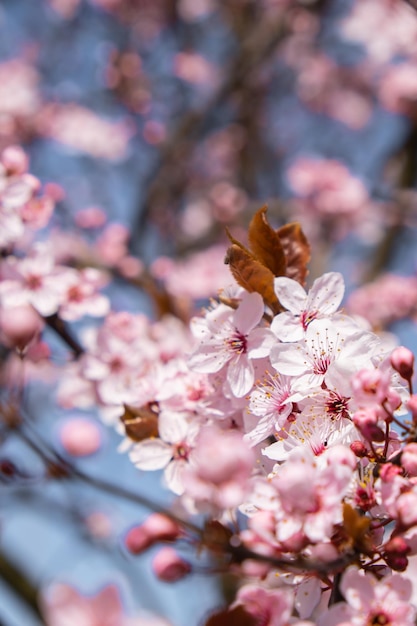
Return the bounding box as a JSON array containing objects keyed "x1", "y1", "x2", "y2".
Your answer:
[
  {"x1": 173, "y1": 52, "x2": 219, "y2": 88},
  {"x1": 75, "y1": 207, "x2": 107, "y2": 229},
  {"x1": 287, "y1": 157, "x2": 368, "y2": 217},
  {"x1": 346, "y1": 274, "x2": 417, "y2": 330},
  {"x1": 341, "y1": 0, "x2": 417, "y2": 63},
  {"x1": 0, "y1": 58, "x2": 40, "y2": 147},
  {"x1": 37, "y1": 103, "x2": 134, "y2": 161},
  {"x1": 47, "y1": 0, "x2": 81, "y2": 18},
  {"x1": 58, "y1": 416, "x2": 103, "y2": 457},
  {"x1": 379, "y1": 62, "x2": 417, "y2": 117},
  {"x1": 318, "y1": 567, "x2": 416, "y2": 626},
  {"x1": 150, "y1": 244, "x2": 232, "y2": 301},
  {"x1": 41, "y1": 583, "x2": 172, "y2": 626}
]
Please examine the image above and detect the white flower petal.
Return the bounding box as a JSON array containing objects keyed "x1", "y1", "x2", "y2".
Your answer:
[
  {"x1": 271, "y1": 313, "x2": 304, "y2": 342},
  {"x1": 274, "y1": 276, "x2": 307, "y2": 313},
  {"x1": 227, "y1": 355, "x2": 254, "y2": 397},
  {"x1": 308, "y1": 272, "x2": 345, "y2": 315},
  {"x1": 233, "y1": 292, "x2": 264, "y2": 334},
  {"x1": 129, "y1": 439, "x2": 172, "y2": 470}
]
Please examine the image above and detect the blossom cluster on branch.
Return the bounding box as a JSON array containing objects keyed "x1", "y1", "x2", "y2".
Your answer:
[{"x1": 2, "y1": 147, "x2": 417, "y2": 625}]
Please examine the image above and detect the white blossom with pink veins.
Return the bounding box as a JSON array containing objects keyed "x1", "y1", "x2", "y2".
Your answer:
[
  {"x1": 270, "y1": 318, "x2": 380, "y2": 392},
  {"x1": 271, "y1": 272, "x2": 345, "y2": 342},
  {"x1": 263, "y1": 411, "x2": 357, "y2": 463},
  {"x1": 188, "y1": 292, "x2": 275, "y2": 397},
  {"x1": 129, "y1": 410, "x2": 199, "y2": 495},
  {"x1": 318, "y1": 567, "x2": 416, "y2": 626},
  {"x1": 244, "y1": 373, "x2": 300, "y2": 446},
  {"x1": 0, "y1": 245, "x2": 74, "y2": 316}
]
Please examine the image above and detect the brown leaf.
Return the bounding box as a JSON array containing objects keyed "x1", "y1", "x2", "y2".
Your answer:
[
  {"x1": 342, "y1": 503, "x2": 372, "y2": 552},
  {"x1": 248, "y1": 205, "x2": 287, "y2": 277},
  {"x1": 204, "y1": 605, "x2": 257, "y2": 626},
  {"x1": 277, "y1": 222, "x2": 311, "y2": 286},
  {"x1": 120, "y1": 403, "x2": 159, "y2": 442},
  {"x1": 225, "y1": 244, "x2": 281, "y2": 314}
]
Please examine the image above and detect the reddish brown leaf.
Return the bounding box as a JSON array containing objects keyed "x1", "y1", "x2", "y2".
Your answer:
[
  {"x1": 225, "y1": 244, "x2": 281, "y2": 314},
  {"x1": 276, "y1": 222, "x2": 311, "y2": 286},
  {"x1": 120, "y1": 403, "x2": 159, "y2": 442},
  {"x1": 248, "y1": 205, "x2": 287, "y2": 277},
  {"x1": 225, "y1": 226, "x2": 253, "y2": 255},
  {"x1": 204, "y1": 605, "x2": 257, "y2": 626}
]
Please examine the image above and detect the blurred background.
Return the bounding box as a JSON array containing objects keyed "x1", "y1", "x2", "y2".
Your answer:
[{"x1": 1, "y1": 0, "x2": 417, "y2": 624}]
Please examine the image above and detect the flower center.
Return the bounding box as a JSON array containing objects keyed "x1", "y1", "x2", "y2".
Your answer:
[
  {"x1": 26, "y1": 274, "x2": 42, "y2": 290},
  {"x1": 325, "y1": 391, "x2": 350, "y2": 421},
  {"x1": 368, "y1": 612, "x2": 391, "y2": 626},
  {"x1": 226, "y1": 330, "x2": 247, "y2": 355},
  {"x1": 174, "y1": 442, "x2": 190, "y2": 461},
  {"x1": 301, "y1": 309, "x2": 318, "y2": 330}
]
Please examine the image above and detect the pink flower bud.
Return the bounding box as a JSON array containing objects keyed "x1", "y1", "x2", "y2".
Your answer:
[
  {"x1": 391, "y1": 346, "x2": 415, "y2": 381},
  {"x1": 402, "y1": 443, "x2": 417, "y2": 476},
  {"x1": 1, "y1": 145, "x2": 29, "y2": 174},
  {"x1": 142, "y1": 513, "x2": 182, "y2": 542},
  {"x1": 152, "y1": 547, "x2": 191, "y2": 582},
  {"x1": 350, "y1": 440, "x2": 368, "y2": 457},
  {"x1": 351, "y1": 368, "x2": 390, "y2": 405},
  {"x1": 124, "y1": 525, "x2": 154, "y2": 555},
  {"x1": 0, "y1": 305, "x2": 44, "y2": 351},
  {"x1": 353, "y1": 408, "x2": 385, "y2": 442},
  {"x1": 379, "y1": 463, "x2": 402, "y2": 482},
  {"x1": 59, "y1": 417, "x2": 102, "y2": 457}
]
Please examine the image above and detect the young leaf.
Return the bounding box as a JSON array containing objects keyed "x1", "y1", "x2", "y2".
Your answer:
[
  {"x1": 225, "y1": 244, "x2": 281, "y2": 314},
  {"x1": 248, "y1": 205, "x2": 287, "y2": 277},
  {"x1": 276, "y1": 222, "x2": 311, "y2": 286},
  {"x1": 120, "y1": 403, "x2": 159, "y2": 442}
]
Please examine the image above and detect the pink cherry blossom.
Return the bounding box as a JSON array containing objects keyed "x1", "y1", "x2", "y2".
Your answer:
[
  {"x1": 188, "y1": 292, "x2": 275, "y2": 397},
  {"x1": 41, "y1": 583, "x2": 127, "y2": 626},
  {"x1": 245, "y1": 372, "x2": 299, "y2": 446},
  {"x1": 318, "y1": 567, "x2": 416, "y2": 626},
  {"x1": 234, "y1": 584, "x2": 293, "y2": 626},
  {"x1": 59, "y1": 268, "x2": 110, "y2": 321},
  {"x1": 182, "y1": 424, "x2": 255, "y2": 510},
  {"x1": 59, "y1": 417, "x2": 102, "y2": 457},
  {"x1": 271, "y1": 272, "x2": 345, "y2": 342},
  {"x1": 0, "y1": 245, "x2": 73, "y2": 316},
  {"x1": 270, "y1": 318, "x2": 380, "y2": 391},
  {"x1": 129, "y1": 410, "x2": 199, "y2": 495}
]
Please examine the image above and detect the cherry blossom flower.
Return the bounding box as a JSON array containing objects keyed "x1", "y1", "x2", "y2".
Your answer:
[
  {"x1": 244, "y1": 372, "x2": 299, "y2": 446},
  {"x1": 188, "y1": 292, "x2": 275, "y2": 397},
  {"x1": 182, "y1": 423, "x2": 255, "y2": 510},
  {"x1": 270, "y1": 318, "x2": 380, "y2": 391},
  {"x1": 59, "y1": 268, "x2": 110, "y2": 321},
  {"x1": 129, "y1": 410, "x2": 199, "y2": 495},
  {"x1": 41, "y1": 583, "x2": 171, "y2": 626},
  {"x1": 318, "y1": 567, "x2": 416, "y2": 626},
  {"x1": 234, "y1": 584, "x2": 293, "y2": 626},
  {"x1": 263, "y1": 410, "x2": 357, "y2": 463},
  {"x1": 271, "y1": 272, "x2": 345, "y2": 342},
  {"x1": 37, "y1": 103, "x2": 134, "y2": 161},
  {"x1": 0, "y1": 245, "x2": 73, "y2": 316},
  {"x1": 341, "y1": 0, "x2": 417, "y2": 64}
]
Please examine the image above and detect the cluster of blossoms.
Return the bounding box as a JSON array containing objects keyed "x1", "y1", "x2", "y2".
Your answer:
[
  {"x1": 48, "y1": 206, "x2": 417, "y2": 624},
  {"x1": 3, "y1": 150, "x2": 417, "y2": 626}
]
